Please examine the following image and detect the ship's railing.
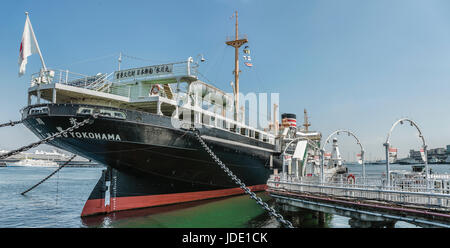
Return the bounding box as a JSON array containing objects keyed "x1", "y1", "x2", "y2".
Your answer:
[
  {"x1": 29, "y1": 58, "x2": 199, "y2": 90},
  {"x1": 226, "y1": 33, "x2": 248, "y2": 42},
  {"x1": 29, "y1": 69, "x2": 114, "y2": 89},
  {"x1": 268, "y1": 174, "x2": 450, "y2": 209}
]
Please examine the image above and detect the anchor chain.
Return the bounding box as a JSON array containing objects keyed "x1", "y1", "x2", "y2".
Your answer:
[
  {"x1": 190, "y1": 129, "x2": 294, "y2": 228},
  {"x1": 21, "y1": 154, "x2": 77, "y2": 195},
  {"x1": 0, "y1": 114, "x2": 98, "y2": 160},
  {"x1": 0, "y1": 120, "x2": 22, "y2": 128}
]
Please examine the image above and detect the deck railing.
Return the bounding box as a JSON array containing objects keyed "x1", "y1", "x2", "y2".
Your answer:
[
  {"x1": 29, "y1": 58, "x2": 199, "y2": 90},
  {"x1": 30, "y1": 69, "x2": 102, "y2": 87}
]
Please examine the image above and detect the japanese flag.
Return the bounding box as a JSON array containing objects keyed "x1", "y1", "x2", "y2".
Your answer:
[{"x1": 18, "y1": 15, "x2": 39, "y2": 77}]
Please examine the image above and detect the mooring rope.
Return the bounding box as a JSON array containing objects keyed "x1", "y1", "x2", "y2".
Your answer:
[
  {"x1": 0, "y1": 115, "x2": 97, "y2": 160},
  {"x1": 21, "y1": 155, "x2": 77, "y2": 195},
  {"x1": 0, "y1": 120, "x2": 22, "y2": 128},
  {"x1": 188, "y1": 128, "x2": 294, "y2": 228}
]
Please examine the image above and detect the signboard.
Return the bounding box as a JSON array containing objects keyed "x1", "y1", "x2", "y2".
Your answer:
[
  {"x1": 356, "y1": 153, "x2": 362, "y2": 165},
  {"x1": 388, "y1": 148, "x2": 398, "y2": 163},
  {"x1": 114, "y1": 64, "x2": 173, "y2": 80},
  {"x1": 420, "y1": 148, "x2": 427, "y2": 162}
]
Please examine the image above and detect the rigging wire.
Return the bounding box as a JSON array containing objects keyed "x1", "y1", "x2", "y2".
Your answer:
[
  {"x1": 202, "y1": 45, "x2": 228, "y2": 76},
  {"x1": 51, "y1": 53, "x2": 118, "y2": 69},
  {"x1": 21, "y1": 155, "x2": 77, "y2": 195},
  {"x1": 121, "y1": 53, "x2": 184, "y2": 65},
  {"x1": 212, "y1": 46, "x2": 230, "y2": 86}
]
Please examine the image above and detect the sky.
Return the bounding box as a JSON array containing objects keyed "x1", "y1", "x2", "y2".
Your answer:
[{"x1": 1, "y1": 0, "x2": 450, "y2": 160}]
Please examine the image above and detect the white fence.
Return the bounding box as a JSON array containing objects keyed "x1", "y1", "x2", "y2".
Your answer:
[{"x1": 268, "y1": 173, "x2": 450, "y2": 210}]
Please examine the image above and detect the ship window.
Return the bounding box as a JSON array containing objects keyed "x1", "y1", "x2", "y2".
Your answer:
[
  {"x1": 262, "y1": 134, "x2": 268, "y2": 142},
  {"x1": 236, "y1": 127, "x2": 240, "y2": 134},
  {"x1": 216, "y1": 118, "x2": 223, "y2": 128},
  {"x1": 202, "y1": 114, "x2": 210, "y2": 125},
  {"x1": 255, "y1": 132, "x2": 260, "y2": 140},
  {"x1": 230, "y1": 124, "x2": 236, "y2": 132},
  {"x1": 240, "y1": 128, "x2": 246, "y2": 135},
  {"x1": 114, "y1": 112, "x2": 126, "y2": 119},
  {"x1": 29, "y1": 107, "x2": 49, "y2": 115},
  {"x1": 249, "y1": 130, "x2": 255, "y2": 138},
  {"x1": 99, "y1": 109, "x2": 116, "y2": 118},
  {"x1": 77, "y1": 108, "x2": 93, "y2": 115}
]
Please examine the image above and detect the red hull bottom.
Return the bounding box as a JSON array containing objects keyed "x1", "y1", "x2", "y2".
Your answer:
[{"x1": 81, "y1": 184, "x2": 267, "y2": 217}]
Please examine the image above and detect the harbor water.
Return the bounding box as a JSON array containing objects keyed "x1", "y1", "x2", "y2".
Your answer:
[{"x1": 1, "y1": 163, "x2": 449, "y2": 228}]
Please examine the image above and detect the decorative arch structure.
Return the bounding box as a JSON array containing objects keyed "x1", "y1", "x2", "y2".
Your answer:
[
  {"x1": 383, "y1": 118, "x2": 428, "y2": 187},
  {"x1": 320, "y1": 130, "x2": 366, "y2": 183}
]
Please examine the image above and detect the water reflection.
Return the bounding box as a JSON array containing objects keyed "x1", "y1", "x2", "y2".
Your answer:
[{"x1": 82, "y1": 192, "x2": 341, "y2": 228}]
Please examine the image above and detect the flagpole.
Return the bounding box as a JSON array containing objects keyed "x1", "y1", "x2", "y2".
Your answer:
[{"x1": 25, "y1": 12, "x2": 47, "y2": 71}]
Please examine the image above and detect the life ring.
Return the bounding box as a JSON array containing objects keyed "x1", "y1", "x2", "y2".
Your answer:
[
  {"x1": 347, "y1": 174, "x2": 355, "y2": 184},
  {"x1": 150, "y1": 84, "x2": 161, "y2": 95}
]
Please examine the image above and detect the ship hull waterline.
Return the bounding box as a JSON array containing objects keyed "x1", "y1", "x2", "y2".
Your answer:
[{"x1": 22, "y1": 104, "x2": 281, "y2": 217}]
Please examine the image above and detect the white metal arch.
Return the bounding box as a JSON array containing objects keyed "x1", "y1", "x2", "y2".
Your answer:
[
  {"x1": 383, "y1": 118, "x2": 428, "y2": 188},
  {"x1": 322, "y1": 129, "x2": 364, "y2": 152},
  {"x1": 320, "y1": 129, "x2": 366, "y2": 183},
  {"x1": 385, "y1": 118, "x2": 426, "y2": 147}
]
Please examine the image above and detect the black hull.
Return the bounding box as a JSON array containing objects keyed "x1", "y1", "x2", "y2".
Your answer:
[{"x1": 22, "y1": 104, "x2": 281, "y2": 216}]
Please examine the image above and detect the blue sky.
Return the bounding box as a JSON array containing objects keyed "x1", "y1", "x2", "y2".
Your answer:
[{"x1": 1, "y1": 0, "x2": 450, "y2": 160}]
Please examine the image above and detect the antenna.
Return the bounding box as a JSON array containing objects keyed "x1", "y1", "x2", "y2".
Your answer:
[{"x1": 118, "y1": 52, "x2": 122, "y2": 71}]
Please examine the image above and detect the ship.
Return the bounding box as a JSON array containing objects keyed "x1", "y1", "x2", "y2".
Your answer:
[
  {"x1": 0, "y1": 149, "x2": 99, "y2": 167},
  {"x1": 10, "y1": 158, "x2": 59, "y2": 167},
  {"x1": 18, "y1": 12, "x2": 323, "y2": 217},
  {"x1": 324, "y1": 138, "x2": 347, "y2": 175},
  {"x1": 445, "y1": 156, "x2": 450, "y2": 164},
  {"x1": 396, "y1": 156, "x2": 420, "y2": 165}
]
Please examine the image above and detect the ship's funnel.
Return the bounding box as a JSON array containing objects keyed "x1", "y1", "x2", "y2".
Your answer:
[{"x1": 281, "y1": 113, "x2": 296, "y2": 128}]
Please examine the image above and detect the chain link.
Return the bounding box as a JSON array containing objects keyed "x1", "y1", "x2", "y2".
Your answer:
[
  {"x1": 191, "y1": 129, "x2": 294, "y2": 228},
  {"x1": 21, "y1": 154, "x2": 77, "y2": 195},
  {"x1": 0, "y1": 115, "x2": 98, "y2": 160},
  {"x1": 0, "y1": 120, "x2": 22, "y2": 128}
]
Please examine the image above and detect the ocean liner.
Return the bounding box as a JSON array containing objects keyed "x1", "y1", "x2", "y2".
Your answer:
[{"x1": 19, "y1": 12, "x2": 322, "y2": 216}]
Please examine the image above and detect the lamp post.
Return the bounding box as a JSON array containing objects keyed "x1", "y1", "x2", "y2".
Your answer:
[{"x1": 383, "y1": 142, "x2": 390, "y2": 187}]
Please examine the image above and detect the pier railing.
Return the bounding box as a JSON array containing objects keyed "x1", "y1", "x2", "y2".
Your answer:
[{"x1": 268, "y1": 173, "x2": 450, "y2": 210}]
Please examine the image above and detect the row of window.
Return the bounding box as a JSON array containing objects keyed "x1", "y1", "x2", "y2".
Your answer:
[
  {"x1": 201, "y1": 114, "x2": 272, "y2": 144},
  {"x1": 77, "y1": 107, "x2": 126, "y2": 119},
  {"x1": 28, "y1": 107, "x2": 49, "y2": 115}
]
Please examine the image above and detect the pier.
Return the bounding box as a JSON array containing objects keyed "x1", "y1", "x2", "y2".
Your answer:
[
  {"x1": 267, "y1": 118, "x2": 450, "y2": 228},
  {"x1": 267, "y1": 173, "x2": 450, "y2": 227}
]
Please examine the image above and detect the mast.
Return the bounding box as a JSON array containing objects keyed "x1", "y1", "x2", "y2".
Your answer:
[
  {"x1": 303, "y1": 109, "x2": 311, "y2": 132},
  {"x1": 226, "y1": 11, "x2": 248, "y2": 122}
]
